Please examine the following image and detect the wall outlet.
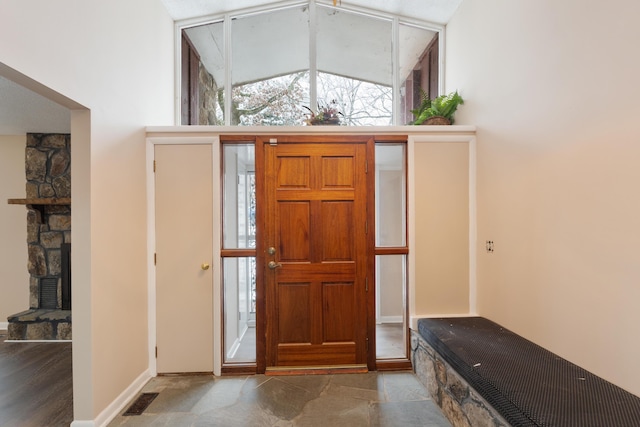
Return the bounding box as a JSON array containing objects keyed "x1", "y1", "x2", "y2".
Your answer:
[{"x1": 486, "y1": 240, "x2": 494, "y2": 253}]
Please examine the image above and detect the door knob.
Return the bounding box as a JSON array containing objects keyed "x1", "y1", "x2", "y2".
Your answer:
[
  {"x1": 201, "y1": 263, "x2": 210, "y2": 271},
  {"x1": 268, "y1": 261, "x2": 282, "y2": 270}
]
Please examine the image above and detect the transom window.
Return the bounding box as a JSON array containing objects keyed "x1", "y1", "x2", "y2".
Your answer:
[{"x1": 180, "y1": 3, "x2": 441, "y2": 126}]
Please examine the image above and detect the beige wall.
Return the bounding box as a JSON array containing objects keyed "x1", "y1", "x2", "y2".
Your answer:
[
  {"x1": 0, "y1": 0, "x2": 175, "y2": 422},
  {"x1": 412, "y1": 141, "x2": 470, "y2": 316},
  {"x1": 447, "y1": 0, "x2": 640, "y2": 396},
  {"x1": 0, "y1": 135, "x2": 29, "y2": 325}
]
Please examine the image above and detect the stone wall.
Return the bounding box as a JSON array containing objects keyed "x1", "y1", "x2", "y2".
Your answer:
[
  {"x1": 198, "y1": 62, "x2": 222, "y2": 125},
  {"x1": 25, "y1": 133, "x2": 71, "y2": 310},
  {"x1": 26, "y1": 134, "x2": 71, "y2": 200},
  {"x1": 7, "y1": 133, "x2": 72, "y2": 340},
  {"x1": 411, "y1": 330, "x2": 509, "y2": 427}
]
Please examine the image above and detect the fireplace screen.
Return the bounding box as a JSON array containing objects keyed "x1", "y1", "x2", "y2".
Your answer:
[{"x1": 39, "y1": 278, "x2": 58, "y2": 309}]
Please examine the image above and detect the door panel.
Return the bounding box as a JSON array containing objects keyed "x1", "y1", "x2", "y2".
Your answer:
[
  {"x1": 278, "y1": 283, "x2": 312, "y2": 343},
  {"x1": 155, "y1": 144, "x2": 213, "y2": 373},
  {"x1": 323, "y1": 282, "x2": 356, "y2": 342},
  {"x1": 263, "y1": 138, "x2": 371, "y2": 369},
  {"x1": 321, "y1": 201, "x2": 354, "y2": 261},
  {"x1": 279, "y1": 202, "x2": 310, "y2": 261}
]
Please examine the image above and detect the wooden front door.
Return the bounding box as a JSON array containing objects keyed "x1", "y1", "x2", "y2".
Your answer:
[{"x1": 260, "y1": 136, "x2": 373, "y2": 371}]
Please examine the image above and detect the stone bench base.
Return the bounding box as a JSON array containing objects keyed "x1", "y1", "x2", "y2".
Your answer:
[
  {"x1": 7, "y1": 309, "x2": 72, "y2": 340},
  {"x1": 412, "y1": 317, "x2": 640, "y2": 427},
  {"x1": 410, "y1": 330, "x2": 508, "y2": 427}
]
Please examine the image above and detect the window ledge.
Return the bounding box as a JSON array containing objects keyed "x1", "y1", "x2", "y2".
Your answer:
[{"x1": 146, "y1": 124, "x2": 477, "y2": 136}]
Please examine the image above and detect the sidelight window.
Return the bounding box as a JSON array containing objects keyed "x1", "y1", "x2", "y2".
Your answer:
[
  {"x1": 222, "y1": 143, "x2": 257, "y2": 364},
  {"x1": 375, "y1": 142, "x2": 408, "y2": 360}
]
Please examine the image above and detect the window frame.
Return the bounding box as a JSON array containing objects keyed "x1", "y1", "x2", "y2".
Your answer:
[{"x1": 173, "y1": 2, "x2": 445, "y2": 126}]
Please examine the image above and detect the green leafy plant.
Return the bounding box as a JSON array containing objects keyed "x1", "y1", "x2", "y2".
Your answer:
[{"x1": 411, "y1": 90, "x2": 464, "y2": 125}]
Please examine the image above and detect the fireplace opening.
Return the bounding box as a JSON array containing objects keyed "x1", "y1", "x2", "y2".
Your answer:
[
  {"x1": 61, "y1": 243, "x2": 71, "y2": 310},
  {"x1": 39, "y1": 278, "x2": 58, "y2": 309},
  {"x1": 35, "y1": 243, "x2": 71, "y2": 310}
]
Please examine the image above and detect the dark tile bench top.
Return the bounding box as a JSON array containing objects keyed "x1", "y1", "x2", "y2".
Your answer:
[{"x1": 417, "y1": 317, "x2": 640, "y2": 427}]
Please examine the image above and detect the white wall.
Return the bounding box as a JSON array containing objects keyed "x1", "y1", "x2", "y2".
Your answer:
[
  {"x1": 0, "y1": 0, "x2": 175, "y2": 423},
  {"x1": 0, "y1": 135, "x2": 29, "y2": 325},
  {"x1": 446, "y1": 0, "x2": 640, "y2": 396}
]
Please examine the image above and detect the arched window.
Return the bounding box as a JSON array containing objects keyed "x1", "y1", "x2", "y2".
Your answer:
[{"x1": 180, "y1": 3, "x2": 440, "y2": 126}]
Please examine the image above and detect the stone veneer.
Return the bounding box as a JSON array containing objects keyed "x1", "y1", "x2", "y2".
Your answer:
[
  {"x1": 198, "y1": 63, "x2": 221, "y2": 125},
  {"x1": 411, "y1": 330, "x2": 509, "y2": 427},
  {"x1": 7, "y1": 133, "x2": 72, "y2": 340}
]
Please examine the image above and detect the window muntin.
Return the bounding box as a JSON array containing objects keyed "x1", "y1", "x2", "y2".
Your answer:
[{"x1": 180, "y1": 4, "x2": 441, "y2": 126}]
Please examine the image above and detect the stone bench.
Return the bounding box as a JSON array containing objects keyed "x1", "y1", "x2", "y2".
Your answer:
[{"x1": 411, "y1": 317, "x2": 640, "y2": 427}]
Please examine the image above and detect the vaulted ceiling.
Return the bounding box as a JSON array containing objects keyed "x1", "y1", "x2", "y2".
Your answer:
[{"x1": 161, "y1": 0, "x2": 462, "y2": 25}]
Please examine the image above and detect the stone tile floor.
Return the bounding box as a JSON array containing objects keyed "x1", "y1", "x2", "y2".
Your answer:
[{"x1": 108, "y1": 371, "x2": 452, "y2": 427}]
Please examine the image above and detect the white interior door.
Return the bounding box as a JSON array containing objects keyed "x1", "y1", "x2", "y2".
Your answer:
[{"x1": 155, "y1": 144, "x2": 213, "y2": 373}]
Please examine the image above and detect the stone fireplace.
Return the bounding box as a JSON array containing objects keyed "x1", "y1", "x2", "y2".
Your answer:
[{"x1": 7, "y1": 133, "x2": 72, "y2": 340}]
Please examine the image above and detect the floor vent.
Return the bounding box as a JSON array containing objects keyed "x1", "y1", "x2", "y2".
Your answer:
[{"x1": 123, "y1": 392, "x2": 159, "y2": 416}]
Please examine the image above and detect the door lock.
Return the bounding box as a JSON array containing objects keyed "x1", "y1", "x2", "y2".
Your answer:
[
  {"x1": 267, "y1": 246, "x2": 277, "y2": 255},
  {"x1": 268, "y1": 261, "x2": 282, "y2": 270}
]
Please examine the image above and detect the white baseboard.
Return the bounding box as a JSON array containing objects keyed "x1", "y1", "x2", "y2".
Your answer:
[
  {"x1": 0, "y1": 322, "x2": 8, "y2": 330},
  {"x1": 4, "y1": 339, "x2": 71, "y2": 343},
  {"x1": 376, "y1": 316, "x2": 403, "y2": 324},
  {"x1": 74, "y1": 368, "x2": 153, "y2": 427}
]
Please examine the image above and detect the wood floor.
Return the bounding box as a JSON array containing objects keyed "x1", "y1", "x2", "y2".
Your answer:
[{"x1": 0, "y1": 330, "x2": 73, "y2": 427}]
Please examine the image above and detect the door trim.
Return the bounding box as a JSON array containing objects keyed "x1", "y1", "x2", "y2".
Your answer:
[{"x1": 146, "y1": 129, "x2": 478, "y2": 377}]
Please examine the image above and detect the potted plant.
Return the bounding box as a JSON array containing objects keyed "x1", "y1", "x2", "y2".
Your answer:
[
  {"x1": 304, "y1": 99, "x2": 343, "y2": 125},
  {"x1": 411, "y1": 90, "x2": 464, "y2": 125}
]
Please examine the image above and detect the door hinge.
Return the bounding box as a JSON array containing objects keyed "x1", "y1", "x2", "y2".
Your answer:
[
  {"x1": 366, "y1": 337, "x2": 369, "y2": 351},
  {"x1": 365, "y1": 159, "x2": 368, "y2": 173},
  {"x1": 153, "y1": 160, "x2": 156, "y2": 172},
  {"x1": 365, "y1": 277, "x2": 369, "y2": 292},
  {"x1": 365, "y1": 221, "x2": 368, "y2": 234},
  {"x1": 155, "y1": 346, "x2": 158, "y2": 358},
  {"x1": 154, "y1": 253, "x2": 157, "y2": 265}
]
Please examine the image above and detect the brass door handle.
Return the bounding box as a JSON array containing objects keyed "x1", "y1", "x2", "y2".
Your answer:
[
  {"x1": 268, "y1": 261, "x2": 282, "y2": 270},
  {"x1": 201, "y1": 263, "x2": 210, "y2": 271}
]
